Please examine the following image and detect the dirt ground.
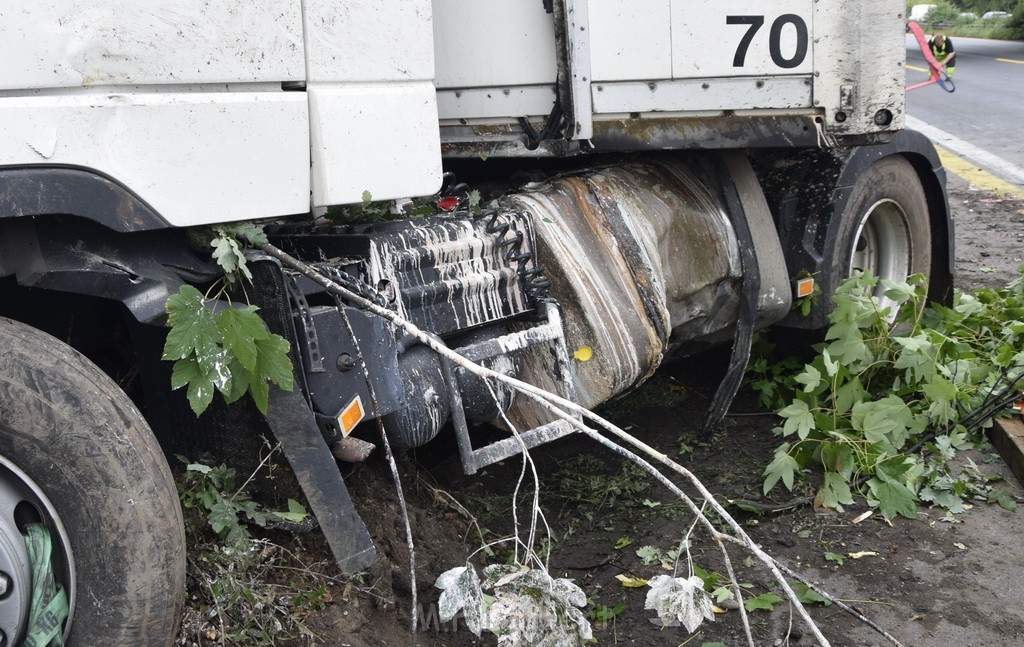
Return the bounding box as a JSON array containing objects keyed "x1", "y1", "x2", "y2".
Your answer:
[{"x1": 184, "y1": 174, "x2": 1024, "y2": 647}]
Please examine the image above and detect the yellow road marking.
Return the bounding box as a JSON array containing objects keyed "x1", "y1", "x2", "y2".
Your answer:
[
  {"x1": 935, "y1": 145, "x2": 1024, "y2": 201},
  {"x1": 996, "y1": 58, "x2": 1024, "y2": 65},
  {"x1": 906, "y1": 64, "x2": 929, "y2": 73}
]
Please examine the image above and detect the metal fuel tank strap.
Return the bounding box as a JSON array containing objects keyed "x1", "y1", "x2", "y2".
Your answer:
[{"x1": 443, "y1": 301, "x2": 580, "y2": 475}]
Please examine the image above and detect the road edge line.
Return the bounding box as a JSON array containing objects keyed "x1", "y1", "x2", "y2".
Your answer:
[{"x1": 905, "y1": 115, "x2": 1024, "y2": 190}]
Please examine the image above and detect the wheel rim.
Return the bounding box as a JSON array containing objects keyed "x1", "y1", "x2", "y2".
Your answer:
[
  {"x1": 847, "y1": 198, "x2": 911, "y2": 315},
  {"x1": 0, "y1": 454, "x2": 75, "y2": 644}
]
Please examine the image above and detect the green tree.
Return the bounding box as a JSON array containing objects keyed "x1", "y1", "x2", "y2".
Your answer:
[
  {"x1": 928, "y1": 2, "x2": 963, "y2": 24},
  {"x1": 1009, "y1": 0, "x2": 1024, "y2": 38}
]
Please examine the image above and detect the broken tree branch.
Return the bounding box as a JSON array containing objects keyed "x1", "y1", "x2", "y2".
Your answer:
[{"x1": 260, "y1": 242, "x2": 905, "y2": 646}]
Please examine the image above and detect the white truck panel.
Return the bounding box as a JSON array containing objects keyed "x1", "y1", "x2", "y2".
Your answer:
[
  {"x1": 671, "y1": 0, "x2": 814, "y2": 78},
  {"x1": 303, "y1": 0, "x2": 434, "y2": 82},
  {"x1": 813, "y1": 3, "x2": 906, "y2": 132},
  {"x1": 588, "y1": 0, "x2": 673, "y2": 82},
  {"x1": 592, "y1": 77, "x2": 812, "y2": 114},
  {"x1": 303, "y1": 1, "x2": 443, "y2": 206},
  {"x1": 437, "y1": 86, "x2": 558, "y2": 121},
  {"x1": 308, "y1": 83, "x2": 443, "y2": 207},
  {"x1": 0, "y1": 0, "x2": 304, "y2": 89},
  {"x1": 432, "y1": 0, "x2": 558, "y2": 89},
  {"x1": 0, "y1": 93, "x2": 310, "y2": 226}
]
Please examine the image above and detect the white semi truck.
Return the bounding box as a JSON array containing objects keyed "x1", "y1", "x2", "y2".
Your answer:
[{"x1": 0, "y1": 2, "x2": 952, "y2": 645}]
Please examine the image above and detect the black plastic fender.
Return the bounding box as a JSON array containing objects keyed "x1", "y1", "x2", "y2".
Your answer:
[
  {"x1": 0, "y1": 166, "x2": 170, "y2": 232},
  {"x1": 751, "y1": 129, "x2": 954, "y2": 329},
  {"x1": 0, "y1": 216, "x2": 214, "y2": 323}
]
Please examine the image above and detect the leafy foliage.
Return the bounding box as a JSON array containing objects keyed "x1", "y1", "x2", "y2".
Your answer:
[
  {"x1": 585, "y1": 601, "x2": 627, "y2": 625},
  {"x1": 175, "y1": 459, "x2": 344, "y2": 646},
  {"x1": 187, "y1": 223, "x2": 269, "y2": 287},
  {"x1": 165, "y1": 223, "x2": 293, "y2": 416},
  {"x1": 743, "y1": 592, "x2": 782, "y2": 612},
  {"x1": 164, "y1": 286, "x2": 293, "y2": 415},
  {"x1": 324, "y1": 189, "x2": 482, "y2": 225},
  {"x1": 177, "y1": 460, "x2": 308, "y2": 546},
  {"x1": 756, "y1": 270, "x2": 1024, "y2": 521},
  {"x1": 1009, "y1": 0, "x2": 1024, "y2": 39}
]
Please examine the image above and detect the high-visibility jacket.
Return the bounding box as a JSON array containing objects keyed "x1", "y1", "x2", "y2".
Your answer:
[{"x1": 929, "y1": 38, "x2": 953, "y2": 63}]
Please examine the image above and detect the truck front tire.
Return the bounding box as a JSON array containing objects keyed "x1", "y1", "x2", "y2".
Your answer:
[{"x1": 0, "y1": 317, "x2": 185, "y2": 646}]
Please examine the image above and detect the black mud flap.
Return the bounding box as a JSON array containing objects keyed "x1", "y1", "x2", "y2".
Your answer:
[{"x1": 266, "y1": 383, "x2": 376, "y2": 573}]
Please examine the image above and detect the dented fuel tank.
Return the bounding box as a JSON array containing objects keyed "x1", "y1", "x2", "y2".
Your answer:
[{"x1": 502, "y1": 155, "x2": 790, "y2": 419}]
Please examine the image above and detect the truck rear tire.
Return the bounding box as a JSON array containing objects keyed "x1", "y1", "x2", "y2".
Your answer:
[
  {"x1": 0, "y1": 317, "x2": 185, "y2": 646},
  {"x1": 833, "y1": 155, "x2": 931, "y2": 312}
]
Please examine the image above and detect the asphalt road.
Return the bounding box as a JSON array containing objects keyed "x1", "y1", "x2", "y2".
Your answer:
[{"x1": 905, "y1": 34, "x2": 1024, "y2": 171}]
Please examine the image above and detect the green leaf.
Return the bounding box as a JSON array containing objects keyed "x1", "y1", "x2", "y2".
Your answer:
[
  {"x1": 763, "y1": 450, "x2": 800, "y2": 494},
  {"x1": 792, "y1": 582, "x2": 831, "y2": 606},
  {"x1": 744, "y1": 593, "x2": 781, "y2": 612},
  {"x1": 207, "y1": 499, "x2": 245, "y2": 537},
  {"x1": 894, "y1": 346, "x2": 937, "y2": 385},
  {"x1": 851, "y1": 396, "x2": 913, "y2": 448},
  {"x1": 871, "y1": 479, "x2": 918, "y2": 521},
  {"x1": 824, "y1": 551, "x2": 845, "y2": 566},
  {"x1": 220, "y1": 222, "x2": 269, "y2": 247},
  {"x1": 779, "y1": 400, "x2": 815, "y2": 440},
  {"x1": 834, "y1": 375, "x2": 868, "y2": 415},
  {"x1": 248, "y1": 375, "x2": 270, "y2": 415},
  {"x1": 163, "y1": 285, "x2": 220, "y2": 362},
  {"x1": 988, "y1": 488, "x2": 1018, "y2": 512},
  {"x1": 882, "y1": 277, "x2": 920, "y2": 304},
  {"x1": 794, "y1": 365, "x2": 821, "y2": 393},
  {"x1": 163, "y1": 285, "x2": 236, "y2": 415},
  {"x1": 818, "y1": 472, "x2": 854, "y2": 510},
  {"x1": 222, "y1": 359, "x2": 252, "y2": 404},
  {"x1": 919, "y1": 486, "x2": 965, "y2": 513},
  {"x1": 613, "y1": 536, "x2": 633, "y2": 550},
  {"x1": 254, "y1": 335, "x2": 294, "y2": 390},
  {"x1": 163, "y1": 283, "x2": 293, "y2": 416},
  {"x1": 272, "y1": 498, "x2": 309, "y2": 522},
  {"x1": 212, "y1": 234, "x2": 253, "y2": 284},
  {"x1": 238, "y1": 333, "x2": 295, "y2": 415},
  {"x1": 923, "y1": 377, "x2": 959, "y2": 425},
  {"x1": 170, "y1": 358, "x2": 203, "y2": 391},
  {"x1": 711, "y1": 586, "x2": 734, "y2": 603},
  {"x1": 635, "y1": 545, "x2": 662, "y2": 566},
  {"x1": 693, "y1": 565, "x2": 721, "y2": 591},
  {"x1": 875, "y1": 455, "x2": 916, "y2": 485},
  {"x1": 179, "y1": 359, "x2": 219, "y2": 415},
  {"x1": 217, "y1": 306, "x2": 269, "y2": 372},
  {"x1": 820, "y1": 442, "x2": 855, "y2": 480},
  {"x1": 822, "y1": 349, "x2": 839, "y2": 377}
]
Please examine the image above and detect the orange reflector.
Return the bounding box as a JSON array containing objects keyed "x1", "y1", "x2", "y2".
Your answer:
[
  {"x1": 796, "y1": 277, "x2": 815, "y2": 298},
  {"x1": 338, "y1": 396, "x2": 365, "y2": 437}
]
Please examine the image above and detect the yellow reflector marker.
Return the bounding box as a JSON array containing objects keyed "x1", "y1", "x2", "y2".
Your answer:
[
  {"x1": 338, "y1": 396, "x2": 365, "y2": 437},
  {"x1": 796, "y1": 277, "x2": 815, "y2": 298},
  {"x1": 573, "y1": 346, "x2": 593, "y2": 362}
]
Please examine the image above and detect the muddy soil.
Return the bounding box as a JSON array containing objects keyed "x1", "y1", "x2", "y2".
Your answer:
[{"x1": 182, "y1": 175, "x2": 1024, "y2": 647}]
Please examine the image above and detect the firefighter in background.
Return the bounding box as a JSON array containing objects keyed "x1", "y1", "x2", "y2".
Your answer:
[{"x1": 929, "y1": 33, "x2": 957, "y2": 78}]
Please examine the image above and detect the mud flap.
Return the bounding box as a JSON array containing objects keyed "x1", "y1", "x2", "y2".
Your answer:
[
  {"x1": 266, "y1": 383, "x2": 376, "y2": 573},
  {"x1": 700, "y1": 154, "x2": 763, "y2": 439}
]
